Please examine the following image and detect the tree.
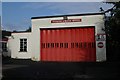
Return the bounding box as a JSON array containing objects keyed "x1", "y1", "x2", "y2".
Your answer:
[
  {"x1": 26, "y1": 27, "x2": 31, "y2": 32},
  {"x1": 103, "y1": 1, "x2": 120, "y2": 61}
]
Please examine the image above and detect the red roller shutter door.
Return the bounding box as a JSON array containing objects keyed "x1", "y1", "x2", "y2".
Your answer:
[{"x1": 40, "y1": 27, "x2": 96, "y2": 62}]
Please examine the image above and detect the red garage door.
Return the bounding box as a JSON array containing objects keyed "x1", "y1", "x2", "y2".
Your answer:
[{"x1": 40, "y1": 27, "x2": 96, "y2": 62}]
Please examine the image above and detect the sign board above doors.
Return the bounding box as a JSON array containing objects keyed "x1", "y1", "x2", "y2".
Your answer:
[{"x1": 51, "y1": 19, "x2": 82, "y2": 23}]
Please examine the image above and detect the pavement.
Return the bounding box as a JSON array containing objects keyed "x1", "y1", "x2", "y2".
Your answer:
[{"x1": 2, "y1": 57, "x2": 120, "y2": 80}]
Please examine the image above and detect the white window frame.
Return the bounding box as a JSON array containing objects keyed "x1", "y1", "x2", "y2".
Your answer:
[{"x1": 20, "y1": 38, "x2": 27, "y2": 52}]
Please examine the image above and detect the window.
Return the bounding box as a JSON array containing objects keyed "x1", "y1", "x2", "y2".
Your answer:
[
  {"x1": 55, "y1": 43, "x2": 59, "y2": 48},
  {"x1": 71, "y1": 43, "x2": 74, "y2": 48},
  {"x1": 75, "y1": 43, "x2": 79, "y2": 48},
  {"x1": 60, "y1": 43, "x2": 63, "y2": 48},
  {"x1": 20, "y1": 39, "x2": 27, "y2": 52},
  {"x1": 2, "y1": 42, "x2": 7, "y2": 52},
  {"x1": 64, "y1": 43, "x2": 68, "y2": 48},
  {"x1": 51, "y1": 43, "x2": 54, "y2": 48},
  {"x1": 41, "y1": 43, "x2": 45, "y2": 48}
]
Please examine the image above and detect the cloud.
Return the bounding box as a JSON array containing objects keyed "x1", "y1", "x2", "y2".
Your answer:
[
  {"x1": 2, "y1": 2, "x2": 113, "y2": 31},
  {"x1": 20, "y1": 18, "x2": 31, "y2": 26},
  {"x1": 3, "y1": 23, "x2": 19, "y2": 31},
  {"x1": 21, "y1": 2, "x2": 51, "y2": 9},
  {"x1": 48, "y1": 3, "x2": 99, "y2": 14},
  {"x1": 22, "y1": 2, "x2": 114, "y2": 15},
  {"x1": 103, "y1": 0, "x2": 120, "y2": 2},
  {"x1": 3, "y1": 0, "x2": 120, "y2": 2},
  {"x1": 22, "y1": 2, "x2": 103, "y2": 15},
  {"x1": 3, "y1": 0, "x2": 104, "y2": 2},
  {"x1": 0, "y1": 2, "x2": 1, "y2": 16},
  {"x1": 3, "y1": 22, "x2": 30, "y2": 31}
]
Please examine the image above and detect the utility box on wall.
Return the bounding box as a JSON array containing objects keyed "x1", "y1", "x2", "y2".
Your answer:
[{"x1": 9, "y1": 13, "x2": 106, "y2": 62}]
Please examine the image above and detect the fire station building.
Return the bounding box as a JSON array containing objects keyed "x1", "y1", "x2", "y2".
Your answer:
[{"x1": 8, "y1": 13, "x2": 106, "y2": 62}]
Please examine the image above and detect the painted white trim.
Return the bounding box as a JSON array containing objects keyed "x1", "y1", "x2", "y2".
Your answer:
[{"x1": 39, "y1": 25, "x2": 95, "y2": 29}]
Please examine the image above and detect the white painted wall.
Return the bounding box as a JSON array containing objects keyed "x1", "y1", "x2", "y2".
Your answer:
[
  {"x1": 9, "y1": 32, "x2": 32, "y2": 59},
  {"x1": 31, "y1": 14, "x2": 106, "y2": 61}
]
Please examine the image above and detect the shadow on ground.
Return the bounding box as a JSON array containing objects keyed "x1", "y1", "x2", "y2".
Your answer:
[{"x1": 2, "y1": 58, "x2": 120, "y2": 80}]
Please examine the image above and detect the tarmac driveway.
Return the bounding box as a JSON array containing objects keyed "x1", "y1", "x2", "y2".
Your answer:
[{"x1": 2, "y1": 58, "x2": 120, "y2": 80}]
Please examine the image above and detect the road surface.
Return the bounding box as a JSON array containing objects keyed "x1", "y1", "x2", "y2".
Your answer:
[{"x1": 2, "y1": 58, "x2": 120, "y2": 80}]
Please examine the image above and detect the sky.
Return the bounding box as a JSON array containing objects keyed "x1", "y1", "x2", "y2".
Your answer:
[
  {"x1": 2, "y1": 0, "x2": 104, "y2": 2},
  {"x1": 1, "y1": 0, "x2": 120, "y2": 2},
  {"x1": 2, "y1": 2, "x2": 113, "y2": 31},
  {"x1": 0, "y1": 2, "x2": 1, "y2": 16}
]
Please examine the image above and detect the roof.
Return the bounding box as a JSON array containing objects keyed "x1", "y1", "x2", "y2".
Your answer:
[
  {"x1": 12, "y1": 31, "x2": 31, "y2": 33},
  {"x1": 2, "y1": 30, "x2": 11, "y2": 38},
  {"x1": 31, "y1": 12, "x2": 104, "y2": 19}
]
